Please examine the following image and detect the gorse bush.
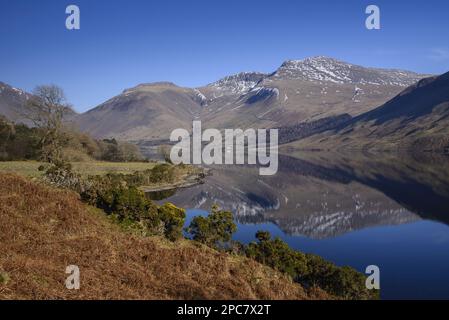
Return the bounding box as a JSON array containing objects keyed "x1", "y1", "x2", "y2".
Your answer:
[
  {"x1": 100, "y1": 186, "x2": 156, "y2": 222},
  {"x1": 97, "y1": 187, "x2": 187, "y2": 240},
  {"x1": 157, "y1": 203, "x2": 186, "y2": 241},
  {"x1": 186, "y1": 204, "x2": 237, "y2": 248},
  {"x1": 302, "y1": 254, "x2": 377, "y2": 300},
  {"x1": 246, "y1": 231, "x2": 308, "y2": 278},
  {"x1": 245, "y1": 231, "x2": 378, "y2": 300},
  {"x1": 78, "y1": 173, "x2": 185, "y2": 240}
]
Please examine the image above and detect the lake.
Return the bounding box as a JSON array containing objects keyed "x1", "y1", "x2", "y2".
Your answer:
[{"x1": 149, "y1": 152, "x2": 449, "y2": 299}]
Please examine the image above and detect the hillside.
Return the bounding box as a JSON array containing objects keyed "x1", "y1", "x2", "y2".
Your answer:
[
  {"x1": 75, "y1": 82, "x2": 204, "y2": 141},
  {"x1": 72, "y1": 57, "x2": 428, "y2": 141},
  {"x1": 200, "y1": 56, "x2": 427, "y2": 130},
  {"x1": 285, "y1": 71, "x2": 449, "y2": 152},
  {"x1": 0, "y1": 173, "x2": 324, "y2": 300},
  {"x1": 0, "y1": 82, "x2": 33, "y2": 123},
  {"x1": 0, "y1": 82, "x2": 77, "y2": 126}
]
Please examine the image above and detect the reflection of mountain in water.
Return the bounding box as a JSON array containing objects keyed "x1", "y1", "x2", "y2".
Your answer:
[{"x1": 161, "y1": 153, "x2": 449, "y2": 239}]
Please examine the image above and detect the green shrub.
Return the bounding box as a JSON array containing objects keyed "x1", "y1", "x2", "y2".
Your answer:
[
  {"x1": 302, "y1": 254, "x2": 378, "y2": 300},
  {"x1": 149, "y1": 164, "x2": 175, "y2": 184},
  {"x1": 157, "y1": 203, "x2": 186, "y2": 241},
  {"x1": 80, "y1": 176, "x2": 186, "y2": 241},
  {"x1": 0, "y1": 117, "x2": 41, "y2": 161},
  {"x1": 94, "y1": 185, "x2": 157, "y2": 224},
  {"x1": 246, "y1": 231, "x2": 308, "y2": 279},
  {"x1": 186, "y1": 205, "x2": 237, "y2": 248},
  {"x1": 245, "y1": 231, "x2": 378, "y2": 300}
]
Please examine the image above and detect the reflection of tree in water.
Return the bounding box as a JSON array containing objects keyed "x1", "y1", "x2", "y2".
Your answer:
[{"x1": 146, "y1": 188, "x2": 177, "y2": 201}]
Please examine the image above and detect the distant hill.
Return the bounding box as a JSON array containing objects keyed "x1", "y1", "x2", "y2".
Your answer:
[
  {"x1": 0, "y1": 82, "x2": 77, "y2": 125},
  {"x1": 286, "y1": 71, "x2": 449, "y2": 152},
  {"x1": 1, "y1": 57, "x2": 433, "y2": 145},
  {"x1": 0, "y1": 82, "x2": 33, "y2": 122},
  {"x1": 73, "y1": 56, "x2": 428, "y2": 141},
  {"x1": 75, "y1": 82, "x2": 204, "y2": 141}
]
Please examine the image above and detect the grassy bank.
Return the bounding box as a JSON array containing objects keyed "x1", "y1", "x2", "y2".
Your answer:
[
  {"x1": 0, "y1": 161, "x2": 204, "y2": 192},
  {"x1": 0, "y1": 161, "x2": 157, "y2": 178},
  {"x1": 0, "y1": 173, "x2": 325, "y2": 300}
]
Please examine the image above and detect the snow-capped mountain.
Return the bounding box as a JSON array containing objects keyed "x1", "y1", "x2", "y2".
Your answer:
[
  {"x1": 206, "y1": 72, "x2": 267, "y2": 96},
  {"x1": 2, "y1": 56, "x2": 432, "y2": 141},
  {"x1": 273, "y1": 56, "x2": 426, "y2": 86}
]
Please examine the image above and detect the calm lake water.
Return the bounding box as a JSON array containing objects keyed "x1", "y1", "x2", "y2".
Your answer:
[{"x1": 150, "y1": 152, "x2": 449, "y2": 299}]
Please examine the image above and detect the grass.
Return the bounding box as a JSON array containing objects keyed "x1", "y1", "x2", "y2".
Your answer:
[
  {"x1": 0, "y1": 161, "x2": 157, "y2": 178},
  {"x1": 0, "y1": 173, "x2": 328, "y2": 300}
]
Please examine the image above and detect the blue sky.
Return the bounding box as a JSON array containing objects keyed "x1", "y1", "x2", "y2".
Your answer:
[{"x1": 1, "y1": 0, "x2": 448, "y2": 112}]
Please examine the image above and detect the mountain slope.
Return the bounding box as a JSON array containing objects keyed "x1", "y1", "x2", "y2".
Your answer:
[
  {"x1": 75, "y1": 57, "x2": 429, "y2": 141},
  {"x1": 286, "y1": 71, "x2": 449, "y2": 152},
  {"x1": 0, "y1": 173, "x2": 318, "y2": 300},
  {"x1": 0, "y1": 82, "x2": 77, "y2": 125},
  {"x1": 76, "y1": 82, "x2": 204, "y2": 140},
  {"x1": 0, "y1": 82, "x2": 33, "y2": 122},
  {"x1": 200, "y1": 56, "x2": 428, "y2": 130}
]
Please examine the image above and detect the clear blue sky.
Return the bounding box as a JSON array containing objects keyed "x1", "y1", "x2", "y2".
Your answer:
[{"x1": 1, "y1": 0, "x2": 448, "y2": 112}]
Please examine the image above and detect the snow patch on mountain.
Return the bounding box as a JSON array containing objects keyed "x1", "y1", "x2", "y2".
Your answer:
[
  {"x1": 207, "y1": 72, "x2": 267, "y2": 96},
  {"x1": 193, "y1": 89, "x2": 208, "y2": 106},
  {"x1": 273, "y1": 56, "x2": 427, "y2": 87}
]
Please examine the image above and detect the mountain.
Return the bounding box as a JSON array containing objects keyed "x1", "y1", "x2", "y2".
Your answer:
[
  {"x1": 76, "y1": 82, "x2": 204, "y2": 141},
  {"x1": 75, "y1": 57, "x2": 429, "y2": 141},
  {"x1": 201, "y1": 72, "x2": 267, "y2": 98},
  {"x1": 286, "y1": 71, "x2": 449, "y2": 152},
  {"x1": 0, "y1": 82, "x2": 33, "y2": 122},
  {"x1": 273, "y1": 56, "x2": 424, "y2": 85}
]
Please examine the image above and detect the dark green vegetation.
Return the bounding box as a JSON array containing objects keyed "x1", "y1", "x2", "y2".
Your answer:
[
  {"x1": 246, "y1": 231, "x2": 378, "y2": 300},
  {"x1": 40, "y1": 162, "x2": 187, "y2": 241},
  {"x1": 0, "y1": 116, "x2": 142, "y2": 162},
  {"x1": 184, "y1": 207, "x2": 376, "y2": 299},
  {"x1": 0, "y1": 116, "x2": 41, "y2": 160},
  {"x1": 186, "y1": 204, "x2": 237, "y2": 247}
]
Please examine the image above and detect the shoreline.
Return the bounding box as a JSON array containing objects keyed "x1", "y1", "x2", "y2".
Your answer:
[{"x1": 139, "y1": 167, "x2": 211, "y2": 193}]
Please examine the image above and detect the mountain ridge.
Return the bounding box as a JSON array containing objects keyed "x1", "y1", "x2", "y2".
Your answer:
[
  {"x1": 285, "y1": 71, "x2": 449, "y2": 152},
  {"x1": 0, "y1": 56, "x2": 433, "y2": 143}
]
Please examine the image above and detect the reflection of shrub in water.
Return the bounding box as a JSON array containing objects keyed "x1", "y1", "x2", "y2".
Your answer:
[{"x1": 146, "y1": 188, "x2": 177, "y2": 201}]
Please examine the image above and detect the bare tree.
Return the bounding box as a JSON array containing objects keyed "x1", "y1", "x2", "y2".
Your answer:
[{"x1": 24, "y1": 85, "x2": 73, "y2": 164}]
